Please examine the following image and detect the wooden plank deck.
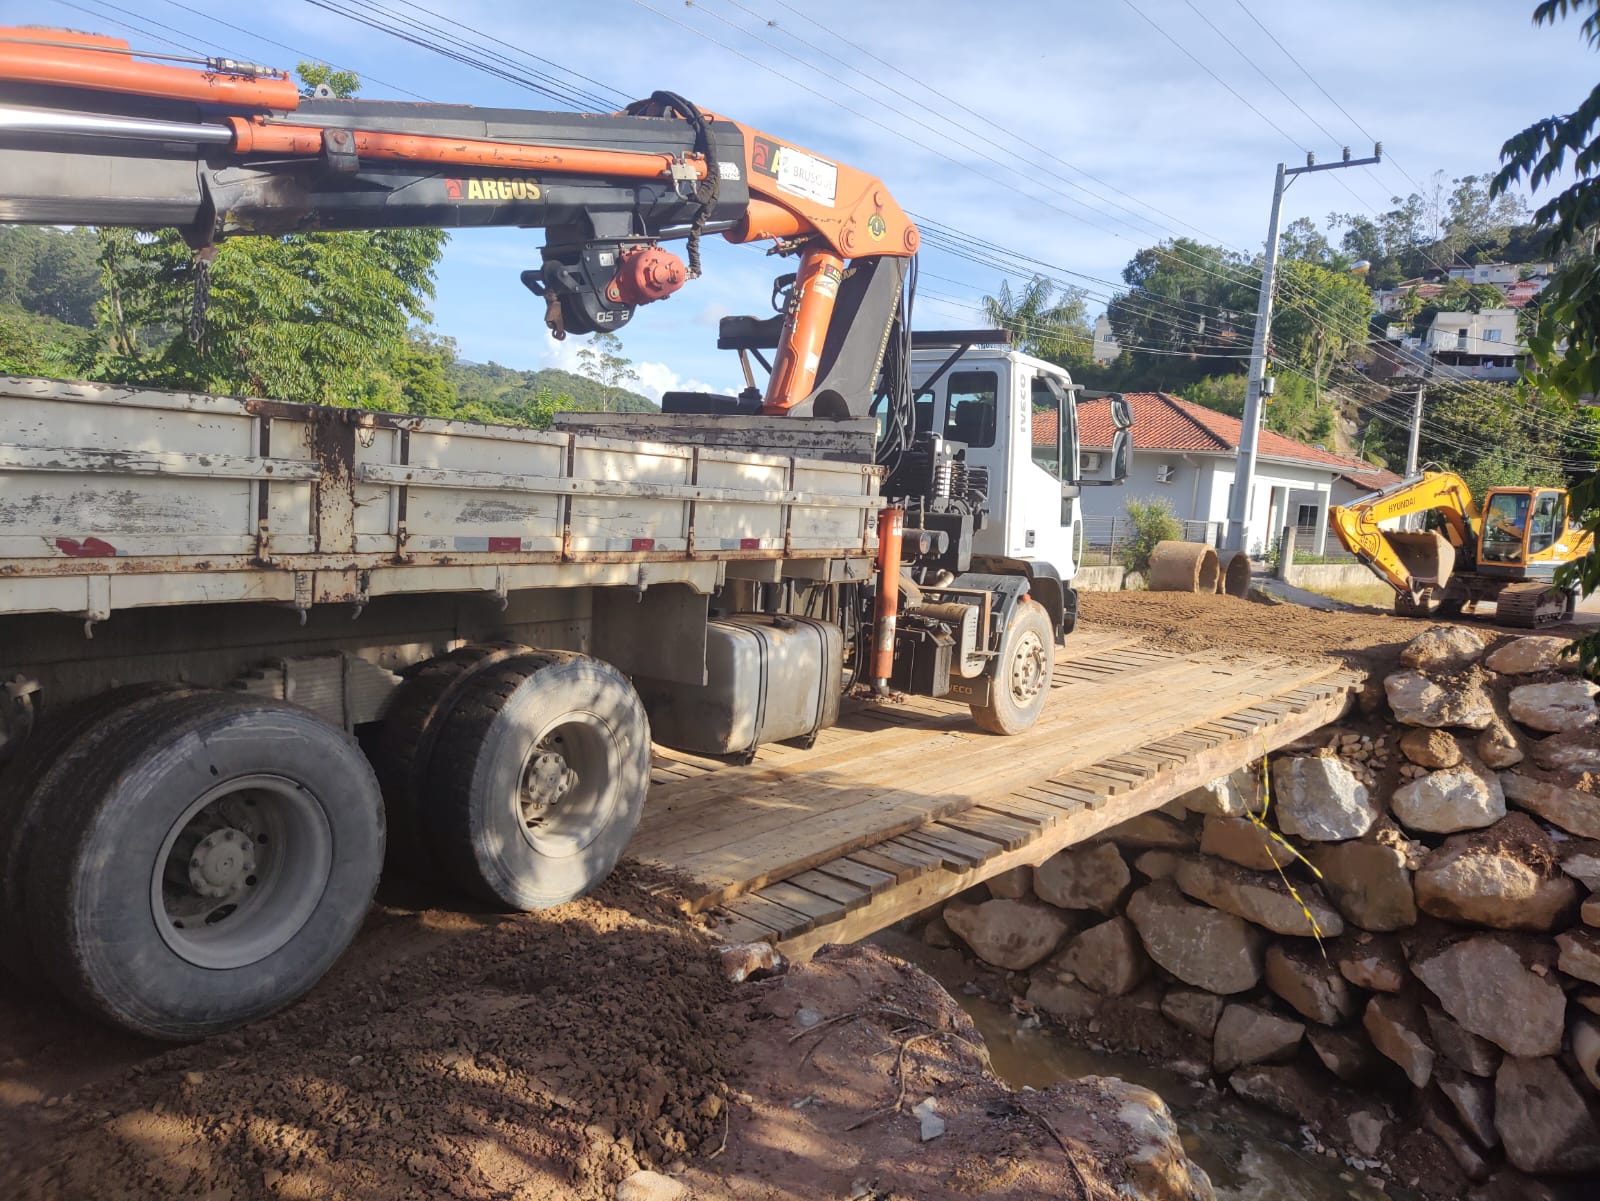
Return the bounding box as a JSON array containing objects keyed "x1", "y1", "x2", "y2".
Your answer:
[{"x1": 626, "y1": 623, "x2": 1363, "y2": 955}]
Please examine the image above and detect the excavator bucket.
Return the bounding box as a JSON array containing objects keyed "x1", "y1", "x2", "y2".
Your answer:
[{"x1": 1382, "y1": 531, "x2": 1457, "y2": 589}]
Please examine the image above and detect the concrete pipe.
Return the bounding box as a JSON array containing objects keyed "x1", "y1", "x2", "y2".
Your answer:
[
  {"x1": 1148, "y1": 540, "x2": 1219, "y2": 593},
  {"x1": 1217, "y1": 550, "x2": 1251, "y2": 598}
]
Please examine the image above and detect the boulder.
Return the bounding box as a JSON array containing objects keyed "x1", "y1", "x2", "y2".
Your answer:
[
  {"x1": 1264, "y1": 943, "x2": 1355, "y2": 1025},
  {"x1": 1125, "y1": 880, "x2": 1265, "y2": 994},
  {"x1": 1573, "y1": 1017, "x2": 1600, "y2": 1092},
  {"x1": 1226, "y1": 1064, "x2": 1324, "y2": 1123},
  {"x1": 1421, "y1": 1096, "x2": 1492, "y2": 1182},
  {"x1": 1025, "y1": 976, "x2": 1102, "y2": 1021},
  {"x1": 1098, "y1": 811, "x2": 1196, "y2": 850},
  {"x1": 1385, "y1": 670, "x2": 1496, "y2": 730},
  {"x1": 985, "y1": 865, "x2": 1032, "y2": 900},
  {"x1": 1345, "y1": 1109, "x2": 1390, "y2": 1158},
  {"x1": 1411, "y1": 936, "x2": 1566, "y2": 1058},
  {"x1": 1475, "y1": 717, "x2": 1525, "y2": 770},
  {"x1": 1160, "y1": 988, "x2": 1225, "y2": 1039},
  {"x1": 1174, "y1": 856, "x2": 1344, "y2": 938},
  {"x1": 1307, "y1": 1026, "x2": 1383, "y2": 1082},
  {"x1": 1072, "y1": 1077, "x2": 1214, "y2": 1201},
  {"x1": 921, "y1": 913, "x2": 956, "y2": 949},
  {"x1": 1502, "y1": 770, "x2": 1600, "y2": 839},
  {"x1": 1271, "y1": 756, "x2": 1378, "y2": 842},
  {"x1": 1401, "y1": 625, "x2": 1487, "y2": 669},
  {"x1": 1560, "y1": 841, "x2": 1600, "y2": 889},
  {"x1": 1508, "y1": 679, "x2": 1599, "y2": 735},
  {"x1": 1425, "y1": 1006, "x2": 1504, "y2": 1078},
  {"x1": 1337, "y1": 933, "x2": 1407, "y2": 993},
  {"x1": 1437, "y1": 1063, "x2": 1499, "y2": 1148},
  {"x1": 1056, "y1": 916, "x2": 1149, "y2": 997},
  {"x1": 1033, "y1": 843, "x2": 1130, "y2": 913},
  {"x1": 1391, "y1": 758, "x2": 1505, "y2": 834},
  {"x1": 1400, "y1": 726, "x2": 1463, "y2": 769},
  {"x1": 1413, "y1": 817, "x2": 1579, "y2": 931},
  {"x1": 1132, "y1": 850, "x2": 1182, "y2": 880},
  {"x1": 943, "y1": 898, "x2": 1074, "y2": 970},
  {"x1": 1485, "y1": 634, "x2": 1575, "y2": 675},
  {"x1": 1531, "y1": 730, "x2": 1600, "y2": 774},
  {"x1": 1495, "y1": 1056, "x2": 1600, "y2": 1175},
  {"x1": 1198, "y1": 815, "x2": 1298, "y2": 873},
  {"x1": 1178, "y1": 768, "x2": 1262, "y2": 817},
  {"x1": 1363, "y1": 994, "x2": 1435, "y2": 1087},
  {"x1": 1212, "y1": 1003, "x2": 1304, "y2": 1072},
  {"x1": 1586, "y1": 894, "x2": 1600, "y2": 927},
  {"x1": 1307, "y1": 830, "x2": 1419, "y2": 932},
  {"x1": 1557, "y1": 928, "x2": 1600, "y2": 986}
]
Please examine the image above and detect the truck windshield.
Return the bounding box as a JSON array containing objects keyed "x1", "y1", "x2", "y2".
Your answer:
[{"x1": 1482, "y1": 493, "x2": 1530, "y2": 563}]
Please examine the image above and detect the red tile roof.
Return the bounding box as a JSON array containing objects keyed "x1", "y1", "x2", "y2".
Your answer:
[{"x1": 1077, "y1": 391, "x2": 1386, "y2": 475}]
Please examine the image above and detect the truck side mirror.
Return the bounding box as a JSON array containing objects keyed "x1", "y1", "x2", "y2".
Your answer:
[
  {"x1": 1110, "y1": 397, "x2": 1133, "y2": 430},
  {"x1": 1110, "y1": 428, "x2": 1132, "y2": 482}
]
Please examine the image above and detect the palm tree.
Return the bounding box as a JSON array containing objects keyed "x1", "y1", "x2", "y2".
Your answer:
[{"x1": 980, "y1": 275, "x2": 1092, "y2": 364}]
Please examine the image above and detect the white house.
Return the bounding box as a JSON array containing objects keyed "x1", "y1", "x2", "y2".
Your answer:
[
  {"x1": 1073, "y1": 392, "x2": 1399, "y2": 557},
  {"x1": 1447, "y1": 261, "x2": 1551, "y2": 286},
  {"x1": 1422, "y1": 308, "x2": 1525, "y2": 381},
  {"x1": 1092, "y1": 314, "x2": 1122, "y2": 364}
]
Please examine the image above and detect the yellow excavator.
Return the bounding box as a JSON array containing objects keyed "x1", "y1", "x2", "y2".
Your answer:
[{"x1": 1328, "y1": 470, "x2": 1593, "y2": 626}]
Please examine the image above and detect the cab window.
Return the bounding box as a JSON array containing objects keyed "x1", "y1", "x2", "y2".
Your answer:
[
  {"x1": 1482, "y1": 493, "x2": 1530, "y2": 563},
  {"x1": 944, "y1": 371, "x2": 997, "y2": 448},
  {"x1": 1529, "y1": 492, "x2": 1563, "y2": 555}
]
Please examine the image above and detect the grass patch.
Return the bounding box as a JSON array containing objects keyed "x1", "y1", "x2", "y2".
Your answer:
[{"x1": 1304, "y1": 582, "x2": 1395, "y2": 608}]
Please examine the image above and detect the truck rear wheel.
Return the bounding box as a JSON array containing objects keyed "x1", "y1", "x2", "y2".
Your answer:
[
  {"x1": 370, "y1": 641, "x2": 531, "y2": 880},
  {"x1": 971, "y1": 598, "x2": 1054, "y2": 736},
  {"x1": 24, "y1": 692, "x2": 385, "y2": 1040},
  {"x1": 424, "y1": 652, "x2": 650, "y2": 910}
]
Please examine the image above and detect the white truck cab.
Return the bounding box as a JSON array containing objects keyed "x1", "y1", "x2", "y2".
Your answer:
[{"x1": 909, "y1": 344, "x2": 1131, "y2": 586}]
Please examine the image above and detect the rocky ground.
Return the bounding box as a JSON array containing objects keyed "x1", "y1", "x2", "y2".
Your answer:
[{"x1": 923, "y1": 620, "x2": 1600, "y2": 1200}]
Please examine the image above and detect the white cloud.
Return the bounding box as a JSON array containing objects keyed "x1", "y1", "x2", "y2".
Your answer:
[{"x1": 631, "y1": 360, "x2": 719, "y2": 402}]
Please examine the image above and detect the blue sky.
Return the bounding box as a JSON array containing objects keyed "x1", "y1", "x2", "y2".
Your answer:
[{"x1": 28, "y1": 0, "x2": 1600, "y2": 397}]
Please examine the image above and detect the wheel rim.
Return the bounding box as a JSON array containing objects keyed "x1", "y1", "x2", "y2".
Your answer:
[
  {"x1": 515, "y1": 713, "x2": 618, "y2": 857},
  {"x1": 1009, "y1": 628, "x2": 1049, "y2": 706},
  {"x1": 150, "y1": 775, "x2": 333, "y2": 970}
]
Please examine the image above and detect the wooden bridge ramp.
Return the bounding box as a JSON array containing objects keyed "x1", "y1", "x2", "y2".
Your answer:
[{"x1": 628, "y1": 624, "x2": 1362, "y2": 960}]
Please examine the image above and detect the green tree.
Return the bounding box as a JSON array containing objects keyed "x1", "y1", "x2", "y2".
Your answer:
[
  {"x1": 0, "y1": 226, "x2": 101, "y2": 325},
  {"x1": 1105, "y1": 239, "x2": 1254, "y2": 390},
  {"x1": 980, "y1": 275, "x2": 1093, "y2": 365},
  {"x1": 1119, "y1": 497, "x2": 1182, "y2": 575},
  {"x1": 1272, "y1": 259, "x2": 1373, "y2": 398},
  {"x1": 1492, "y1": 0, "x2": 1600, "y2": 668},
  {"x1": 574, "y1": 331, "x2": 639, "y2": 407}
]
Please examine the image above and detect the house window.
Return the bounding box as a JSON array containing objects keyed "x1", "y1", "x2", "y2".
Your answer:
[
  {"x1": 1296, "y1": 504, "x2": 1319, "y2": 528},
  {"x1": 1483, "y1": 329, "x2": 1502, "y2": 342}
]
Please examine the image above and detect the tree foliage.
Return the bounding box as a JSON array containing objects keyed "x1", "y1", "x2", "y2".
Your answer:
[
  {"x1": 574, "y1": 331, "x2": 640, "y2": 407},
  {"x1": 1492, "y1": 0, "x2": 1600, "y2": 669},
  {"x1": 0, "y1": 226, "x2": 101, "y2": 326},
  {"x1": 980, "y1": 275, "x2": 1093, "y2": 366},
  {"x1": 1119, "y1": 497, "x2": 1182, "y2": 575}
]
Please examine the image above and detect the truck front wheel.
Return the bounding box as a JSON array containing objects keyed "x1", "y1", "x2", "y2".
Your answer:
[
  {"x1": 970, "y1": 598, "x2": 1054, "y2": 736},
  {"x1": 424, "y1": 652, "x2": 650, "y2": 910},
  {"x1": 24, "y1": 693, "x2": 385, "y2": 1040}
]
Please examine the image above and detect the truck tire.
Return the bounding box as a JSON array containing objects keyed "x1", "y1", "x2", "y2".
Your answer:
[
  {"x1": 0, "y1": 683, "x2": 193, "y2": 988},
  {"x1": 424, "y1": 652, "x2": 651, "y2": 910},
  {"x1": 970, "y1": 598, "x2": 1054, "y2": 736},
  {"x1": 24, "y1": 692, "x2": 385, "y2": 1040},
  {"x1": 369, "y1": 641, "x2": 531, "y2": 880}
]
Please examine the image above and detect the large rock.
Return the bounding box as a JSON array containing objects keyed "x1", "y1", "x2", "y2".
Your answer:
[
  {"x1": 1414, "y1": 817, "x2": 1579, "y2": 931},
  {"x1": 1033, "y1": 843, "x2": 1130, "y2": 913},
  {"x1": 1485, "y1": 634, "x2": 1575, "y2": 675},
  {"x1": 1264, "y1": 943, "x2": 1355, "y2": 1025},
  {"x1": 1271, "y1": 756, "x2": 1377, "y2": 841},
  {"x1": 1437, "y1": 1063, "x2": 1499, "y2": 1148},
  {"x1": 1560, "y1": 840, "x2": 1600, "y2": 889},
  {"x1": 1307, "y1": 829, "x2": 1419, "y2": 932},
  {"x1": 1475, "y1": 717, "x2": 1525, "y2": 770},
  {"x1": 1400, "y1": 726, "x2": 1463, "y2": 769},
  {"x1": 1178, "y1": 768, "x2": 1262, "y2": 817},
  {"x1": 1391, "y1": 758, "x2": 1505, "y2": 833},
  {"x1": 1160, "y1": 988, "x2": 1224, "y2": 1039},
  {"x1": 1213, "y1": 1003, "x2": 1304, "y2": 1072},
  {"x1": 985, "y1": 866, "x2": 1032, "y2": 900},
  {"x1": 1099, "y1": 811, "x2": 1196, "y2": 850},
  {"x1": 1125, "y1": 880, "x2": 1265, "y2": 994},
  {"x1": 1557, "y1": 928, "x2": 1600, "y2": 986},
  {"x1": 1586, "y1": 894, "x2": 1600, "y2": 927},
  {"x1": 943, "y1": 898, "x2": 1073, "y2": 970},
  {"x1": 1574, "y1": 1017, "x2": 1600, "y2": 1092},
  {"x1": 1502, "y1": 770, "x2": 1600, "y2": 839},
  {"x1": 1055, "y1": 916, "x2": 1149, "y2": 997},
  {"x1": 1401, "y1": 625, "x2": 1487, "y2": 669},
  {"x1": 1494, "y1": 1056, "x2": 1600, "y2": 1175},
  {"x1": 1531, "y1": 730, "x2": 1600, "y2": 773},
  {"x1": 1421, "y1": 1095, "x2": 1492, "y2": 1182},
  {"x1": 1363, "y1": 994, "x2": 1435, "y2": 1087},
  {"x1": 1425, "y1": 1006, "x2": 1504, "y2": 1078},
  {"x1": 1385, "y1": 669, "x2": 1496, "y2": 729},
  {"x1": 1508, "y1": 679, "x2": 1599, "y2": 734},
  {"x1": 1337, "y1": 933, "x2": 1407, "y2": 993},
  {"x1": 1199, "y1": 815, "x2": 1294, "y2": 871},
  {"x1": 1077, "y1": 1077, "x2": 1216, "y2": 1201},
  {"x1": 1307, "y1": 1026, "x2": 1383, "y2": 1082},
  {"x1": 1026, "y1": 976, "x2": 1101, "y2": 1021},
  {"x1": 1132, "y1": 850, "x2": 1182, "y2": 880},
  {"x1": 1411, "y1": 936, "x2": 1566, "y2": 1058},
  {"x1": 1174, "y1": 856, "x2": 1344, "y2": 938}
]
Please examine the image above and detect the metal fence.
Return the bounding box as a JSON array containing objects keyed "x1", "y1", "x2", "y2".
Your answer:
[{"x1": 1081, "y1": 516, "x2": 1220, "y2": 558}]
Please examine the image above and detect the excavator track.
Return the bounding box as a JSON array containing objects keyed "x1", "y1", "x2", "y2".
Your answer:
[{"x1": 1494, "y1": 582, "x2": 1568, "y2": 628}]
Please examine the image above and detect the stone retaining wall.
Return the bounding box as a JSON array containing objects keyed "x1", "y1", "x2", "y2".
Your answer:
[
  {"x1": 1282, "y1": 563, "x2": 1380, "y2": 591},
  {"x1": 1075, "y1": 565, "x2": 1127, "y2": 592},
  {"x1": 923, "y1": 625, "x2": 1600, "y2": 1199}
]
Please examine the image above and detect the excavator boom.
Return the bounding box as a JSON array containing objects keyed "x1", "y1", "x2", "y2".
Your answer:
[
  {"x1": 1327, "y1": 471, "x2": 1479, "y2": 604},
  {"x1": 0, "y1": 27, "x2": 917, "y2": 417}
]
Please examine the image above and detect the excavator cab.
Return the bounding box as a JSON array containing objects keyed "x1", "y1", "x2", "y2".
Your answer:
[{"x1": 1480, "y1": 490, "x2": 1534, "y2": 564}]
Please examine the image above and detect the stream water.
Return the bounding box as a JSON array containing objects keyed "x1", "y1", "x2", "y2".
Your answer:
[{"x1": 874, "y1": 931, "x2": 1413, "y2": 1201}]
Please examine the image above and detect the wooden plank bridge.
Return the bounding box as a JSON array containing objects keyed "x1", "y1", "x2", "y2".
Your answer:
[{"x1": 627, "y1": 624, "x2": 1362, "y2": 959}]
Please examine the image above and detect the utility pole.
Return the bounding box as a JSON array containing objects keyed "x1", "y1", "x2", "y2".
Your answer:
[
  {"x1": 1224, "y1": 144, "x2": 1383, "y2": 555},
  {"x1": 1405, "y1": 382, "x2": 1425, "y2": 478}
]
